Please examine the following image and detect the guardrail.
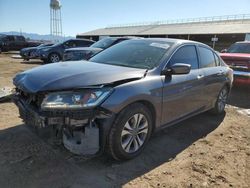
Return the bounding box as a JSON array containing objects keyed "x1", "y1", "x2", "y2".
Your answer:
[{"x1": 106, "y1": 14, "x2": 250, "y2": 28}]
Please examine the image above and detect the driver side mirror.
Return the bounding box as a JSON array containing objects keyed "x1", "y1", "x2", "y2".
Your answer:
[
  {"x1": 161, "y1": 63, "x2": 191, "y2": 75},
  {"x1": 221, "y1": 49, "x2": 227, "y2": 53}
]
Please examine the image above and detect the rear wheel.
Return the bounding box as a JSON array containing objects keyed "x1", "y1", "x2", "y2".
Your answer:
[
  {"x1": 0, "y1": 47, "x2": 2, "y2": 54},
  {"x1": 49, "y1": 53, "x2": 61, "y2": 63},
  {"x1": 107, "y1": 103, "x2": 153, "y2": 161},
  {"x1": 211, "y1": 86, "x2": 229, "y2": 114}
]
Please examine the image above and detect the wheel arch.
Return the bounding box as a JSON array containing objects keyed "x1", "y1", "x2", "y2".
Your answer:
[{"x1": 115, "y1": 100, "x2": 157, "y2": 133}]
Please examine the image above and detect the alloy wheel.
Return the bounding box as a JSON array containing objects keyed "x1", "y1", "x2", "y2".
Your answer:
[
  {"x1": 218, "y1": 88, "x2": 228, "y2": 112},
  {"x1": 50, "y1": 54, "x2": 60, "y2": 63},
  {"x1": 120, "y1": 113, "x2": 149, "y2": 153}
]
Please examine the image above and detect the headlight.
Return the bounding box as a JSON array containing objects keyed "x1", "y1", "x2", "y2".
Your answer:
[{"x1": 41, "y1": 88, "x2": 112, "y2": 110}]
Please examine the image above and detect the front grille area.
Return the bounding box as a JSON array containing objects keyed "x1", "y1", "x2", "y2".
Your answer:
[
  {"x1": 16, "y1": 88, "x2": 44, "y2": 108},
  {"x1": 224, "y1": 60, "x2": 250, "y2": 72}
]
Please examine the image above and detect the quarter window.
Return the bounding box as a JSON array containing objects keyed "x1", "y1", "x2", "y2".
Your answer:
[
  {"x1": 214, "y1": 53, "x2": 220, "y2": 66},
  {"x1": 199, "y1": 47, "x2": 216, "y2": 68},
  {"x1": 169, "y1": 45, "x2": 198, "y2": 69}
]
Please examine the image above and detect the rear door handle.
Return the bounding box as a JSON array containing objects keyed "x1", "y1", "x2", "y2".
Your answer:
[{"x1": 197, "y1": 74, "x2": 204, "y2": 79}]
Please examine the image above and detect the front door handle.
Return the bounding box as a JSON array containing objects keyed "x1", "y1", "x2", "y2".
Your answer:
[{"x1": 197, "y1": 74, "x2": 204, "y2": 79}]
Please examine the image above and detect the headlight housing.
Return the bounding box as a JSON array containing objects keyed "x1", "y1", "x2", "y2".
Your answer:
[{"x1": 41, "y1": 88, "x2": 112, "y2": 110}]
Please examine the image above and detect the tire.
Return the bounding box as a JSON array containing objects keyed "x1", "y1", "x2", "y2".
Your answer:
[
  {"x1": 107, "y1": 103, "x2": 153, "y2": 161},
  {"x1": 210, "y1": 86, "x2": 229, "y2": 115},
  {"x1": 0, "y1": 47, "x2": 2, "y2": 54},
  {"x1": 49, "y1": 53, "x2": 61, "y2": 63}
]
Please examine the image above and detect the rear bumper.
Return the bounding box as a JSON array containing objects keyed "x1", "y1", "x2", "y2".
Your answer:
[{"x1": 233, "y1": 70, "x2": 250, "y2": 85}]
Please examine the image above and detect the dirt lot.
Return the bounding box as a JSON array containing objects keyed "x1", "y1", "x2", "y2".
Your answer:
[{"x1": 0, "y1": 53, "x2": 249, "y2": 188}]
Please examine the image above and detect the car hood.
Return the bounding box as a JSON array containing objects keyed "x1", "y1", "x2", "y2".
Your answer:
[
  {"x1": 220, "y1": 53, "x2": 250, "y2": 60},
  {"x1": 13, "y1": 61, "x2": 147, "y2": 93},
  {"x1": 21, "y1": 47, "x2": 37, "y2": 52},
  {"x1": 65, "y1": 47, "x2": 103, "y2": 52}
]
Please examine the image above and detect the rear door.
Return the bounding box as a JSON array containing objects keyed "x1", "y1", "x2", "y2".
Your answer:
[
  {"x1": 197, "y1": 46, "x2": 225, "y2": 106},
  {"x1": 161, "y1": 45, "x2": 206, "y2": 125}
]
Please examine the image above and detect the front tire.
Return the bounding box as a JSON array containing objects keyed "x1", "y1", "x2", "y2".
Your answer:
[
  {"x1": 49, "y1": 53, "x2": 61, "y2": 63},
  {"x1": 211, "y1": 86, "x2": 229, "y2": 115},
  {"x1": 107, "y1": 103, "x2": 153, "y2": 161}
]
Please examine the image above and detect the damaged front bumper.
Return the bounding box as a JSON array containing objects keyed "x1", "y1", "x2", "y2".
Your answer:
[{"x1": 12, "y1": 92, "x2": 115, "y2": 156}]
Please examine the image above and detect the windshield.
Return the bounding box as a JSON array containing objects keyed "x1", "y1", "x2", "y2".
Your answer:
[
  {"x1": 89, "y1": 40, "x2": 172, "y2": 69},
  {"x1": 90, "y1": 38, "x2": 116, "y2": 49},
  {"x1": 227, "y1": 43, "x2": 250, "y2": 53}
]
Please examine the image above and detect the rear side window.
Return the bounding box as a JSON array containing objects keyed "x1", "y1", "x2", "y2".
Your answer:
[
  {"x1": 76, "y1": 40, "x2": 92, "y2": 47},
  {"x1": 199, "y1": 47, "x2": 216, "y2": 68},
  {"x1": 15, "y1": 36, "x2": 25, "y2": 41},
  {"x1": 169, "y1": 45, "x2": 198, "y2": 69}
]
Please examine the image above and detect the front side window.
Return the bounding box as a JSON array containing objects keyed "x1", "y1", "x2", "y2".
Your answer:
[
  {"x1": 90, "y1": 40, "x2": 172, "y2": 69},
  {"x1": 169, "y1": 45, "x2": 198, "y2": 69},
  {"x1": 7, "y1": 36, "x2": 15, "y2": 41},
  {"x1": 199, "y1": 47, "x2": 216, "y2": 68},
  {"x1": 64, "y1": 40, "x2": 77, "y2": 48}
]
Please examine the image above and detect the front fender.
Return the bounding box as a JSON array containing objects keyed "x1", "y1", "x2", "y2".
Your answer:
[{"x1": 101, "y1": 76, "x2": 163, "y2": 128}]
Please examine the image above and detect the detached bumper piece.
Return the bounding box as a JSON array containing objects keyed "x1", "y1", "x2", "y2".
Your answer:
[{"x1": 13, "y1": 93, "x2": 102, "y2": 156}]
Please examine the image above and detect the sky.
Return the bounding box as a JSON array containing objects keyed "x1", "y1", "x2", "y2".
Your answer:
[{"x1": 0, "y1": 0, "x2": 250, "y2": 37}]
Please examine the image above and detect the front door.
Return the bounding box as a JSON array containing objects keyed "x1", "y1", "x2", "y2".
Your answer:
[{"x1": 161, "y1": 45, "x2": 206, "y2": 125}]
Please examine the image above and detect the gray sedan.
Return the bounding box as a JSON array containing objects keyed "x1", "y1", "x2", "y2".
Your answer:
[{"x1": 13, "y1": 38, "x2": 233, "y2": 160}]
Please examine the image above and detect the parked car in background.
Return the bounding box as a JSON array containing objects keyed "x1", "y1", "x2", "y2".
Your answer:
[
  {"x1": 37, "y1": 39, "x2": 95, "y2": 63},
  {"x1": 20, "y1": 43, "x2": 54, "y2": 61},
  {"x1": 0, "y1": 34, "x2": 42, "y2": 53},
  {"x1": 220, "y1": 41, "x2": 250, "y2": 85},
  {"x1": 13, "y1": 38, "x2": 233, "y2": 160},
  {"x1": 63, "y1": 37, "x2": 138, "y2": 61}
]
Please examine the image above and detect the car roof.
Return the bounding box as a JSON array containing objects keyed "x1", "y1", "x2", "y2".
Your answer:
[
  {"x1": 235, "y1": 41, "x2": 250, "y2": 44},
  {"x1": 128, "y1": 38, "x2": 210, "y2": 47},
  {"x1": 104, "y1": 36, "x2": 142, "y2": 40},
  {"x1": 68, "y1": 38, "x2": 95, "y2": 42}
]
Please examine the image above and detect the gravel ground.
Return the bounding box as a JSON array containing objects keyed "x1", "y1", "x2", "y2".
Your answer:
[{"x1": 0, "y1": 53, "x2": 249, "y2": 188}]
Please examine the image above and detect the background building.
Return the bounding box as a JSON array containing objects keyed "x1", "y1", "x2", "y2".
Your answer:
[{"x1": 77, "y1": 14, "x2": 250, "y2": 51}]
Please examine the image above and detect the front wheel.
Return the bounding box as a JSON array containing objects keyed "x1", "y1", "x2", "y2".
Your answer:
[
  {"x1": 49, "y1": 53, "x2": 61, "y2": 63},
  {"x1": 210, "y1": 86, "x2": 229, "y2": 115},
  {"x1": 107, "y1": 103, "x2": 153, "y2": 161}
]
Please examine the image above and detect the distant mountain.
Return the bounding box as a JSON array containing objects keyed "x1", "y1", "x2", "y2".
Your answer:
[{"x1": 0, "y1": 31, "x2": 74, "y2": 41}]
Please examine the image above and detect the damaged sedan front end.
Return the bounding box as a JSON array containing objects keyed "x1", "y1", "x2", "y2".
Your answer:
[
  {"x1": 13, "y1": 87, "x2": 115, "y2": 155},
  {"x1": 12, "y1": 58, "x2": 147, "y2": 157}
]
